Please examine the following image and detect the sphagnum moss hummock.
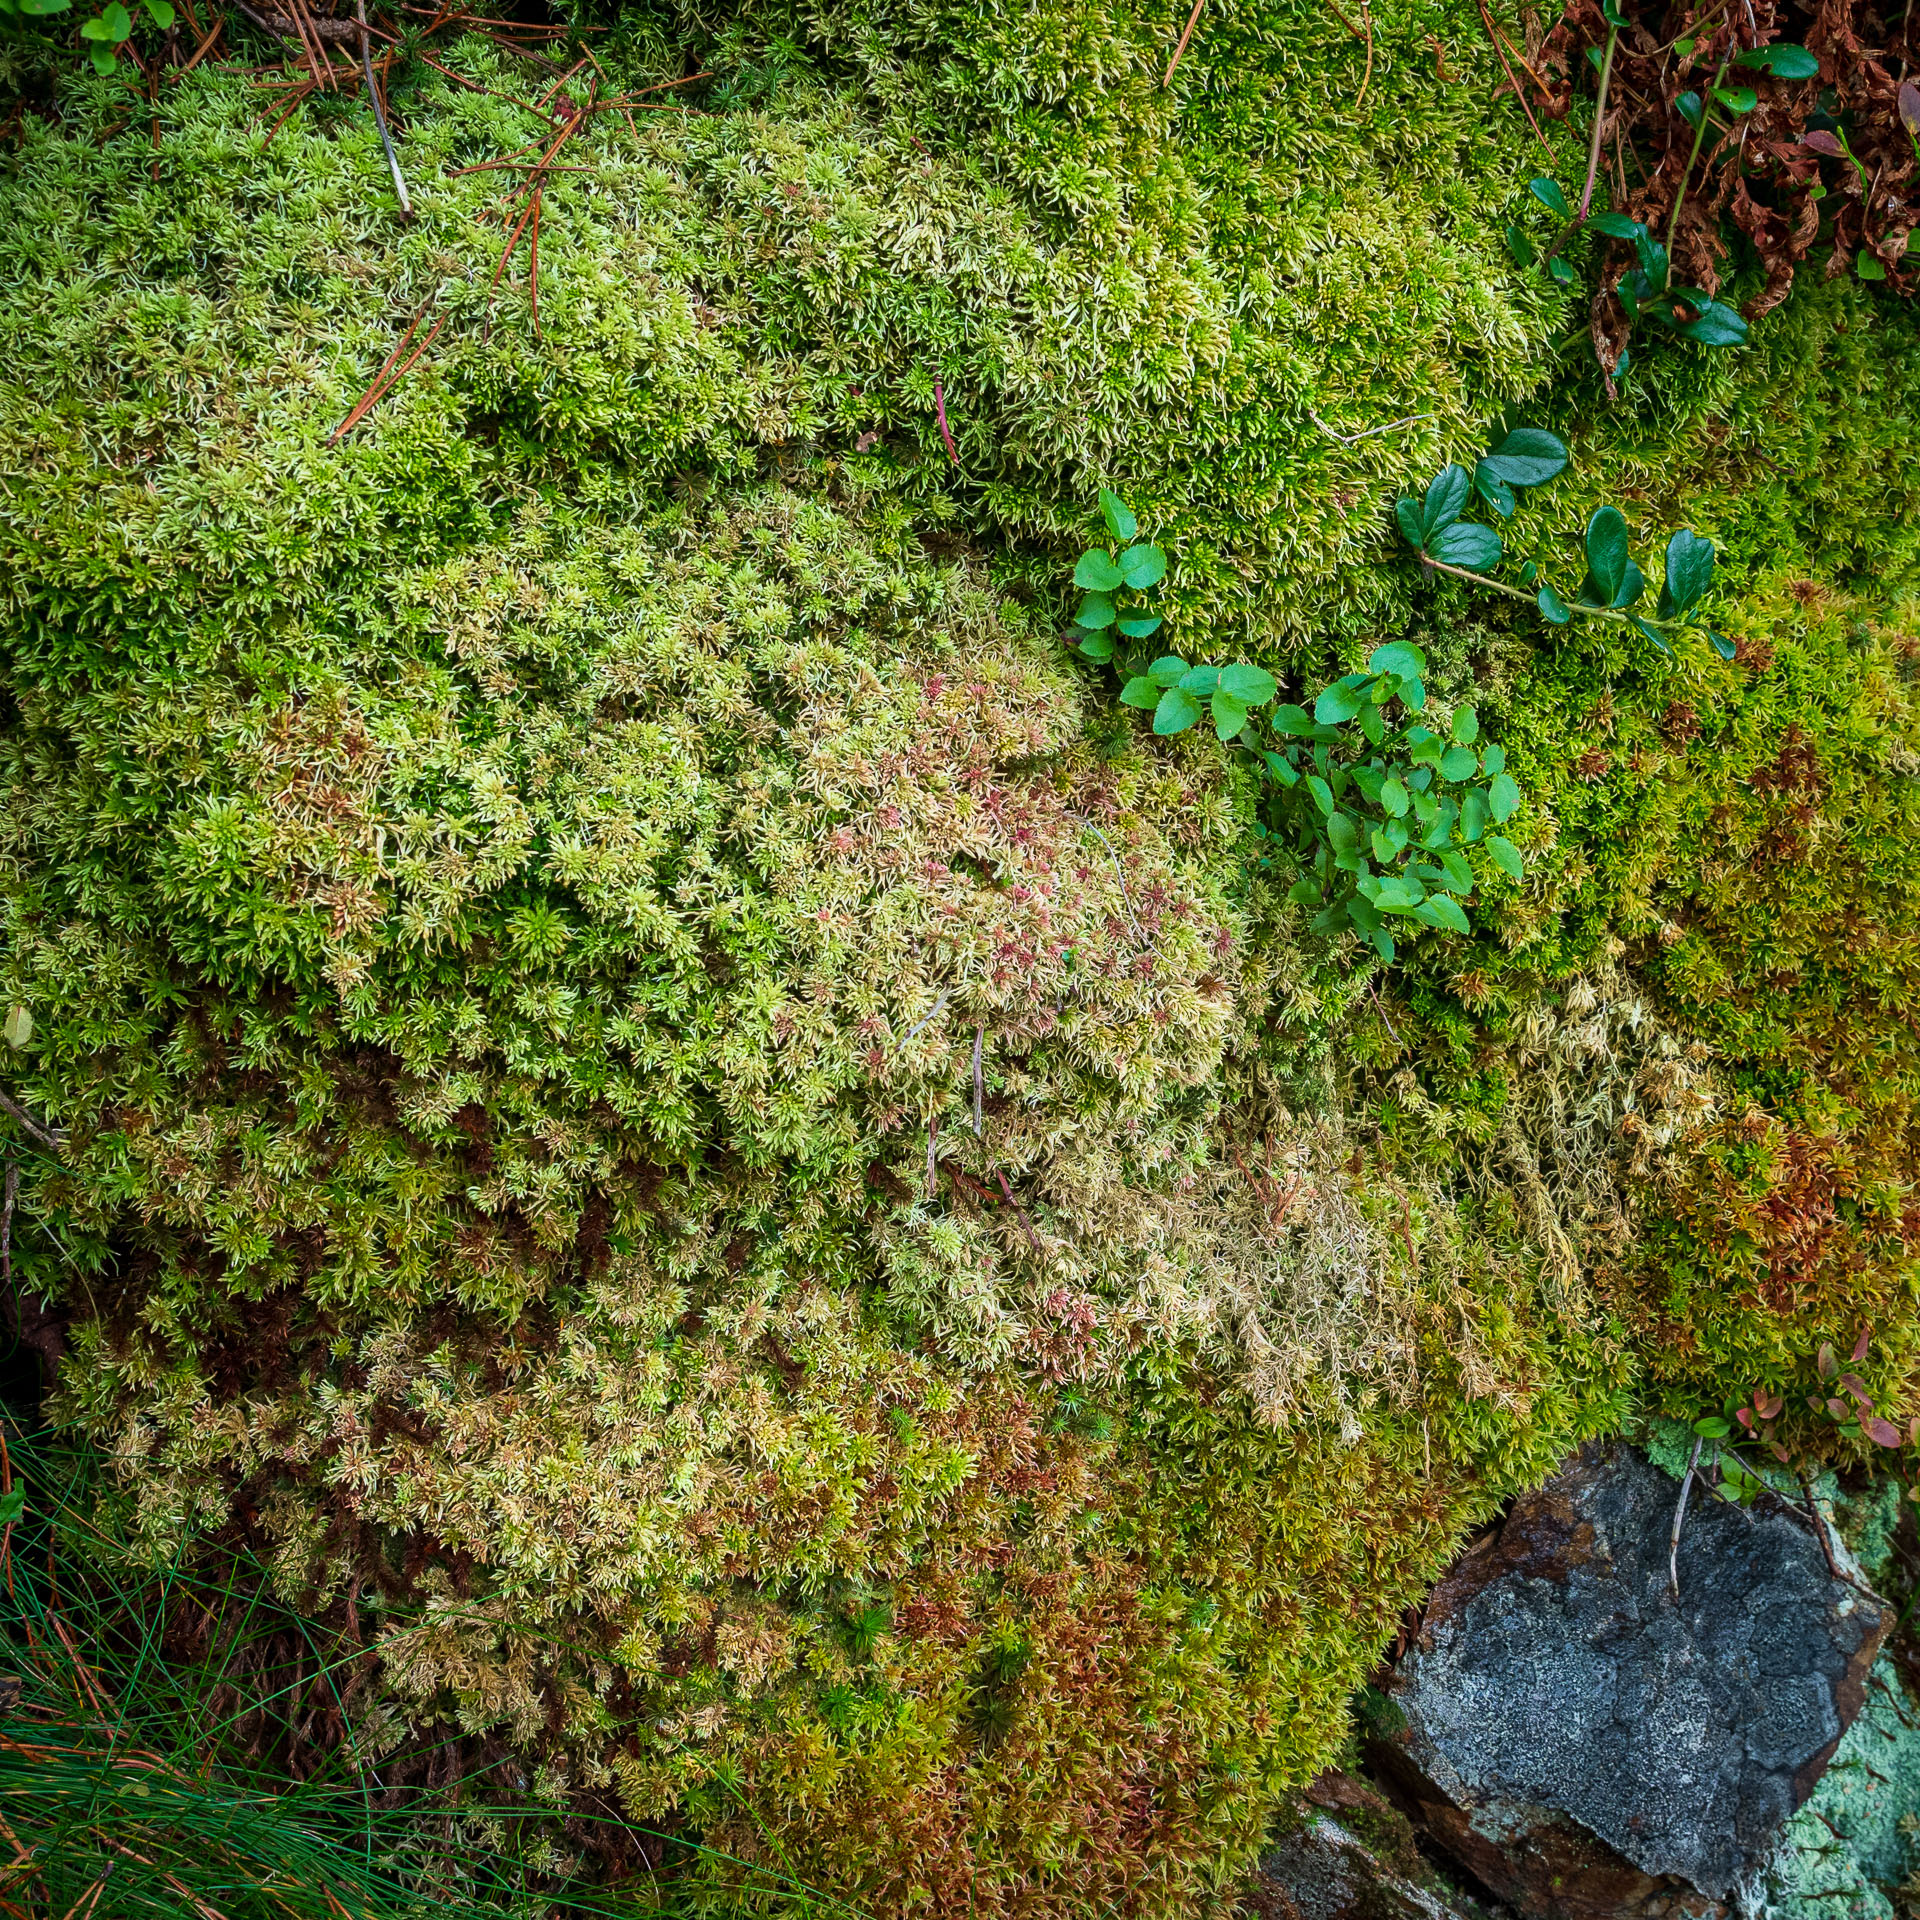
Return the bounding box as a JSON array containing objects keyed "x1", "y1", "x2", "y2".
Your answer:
[{"x1": 1, "y1": 8, "x2": 1918, "y2": 1912}]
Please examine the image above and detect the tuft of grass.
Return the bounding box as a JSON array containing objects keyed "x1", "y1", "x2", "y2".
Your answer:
[{"x1": 0, "y1": 1425, "x2": 863, "y2": 1920}]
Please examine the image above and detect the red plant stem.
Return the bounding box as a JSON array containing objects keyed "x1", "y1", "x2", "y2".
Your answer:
[{"x1": 933, "y1": 377, "x2": 959, "y2": 466}]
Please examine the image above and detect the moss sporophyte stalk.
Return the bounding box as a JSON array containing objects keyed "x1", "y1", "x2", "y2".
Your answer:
[{"x1": 0, "y1": 0, "x2": 1916, "y2": 1911}]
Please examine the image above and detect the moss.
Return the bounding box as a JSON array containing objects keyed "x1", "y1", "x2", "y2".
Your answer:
[{"x1": 0, "y1": 8, "x2": 1914, "y2": 1912}]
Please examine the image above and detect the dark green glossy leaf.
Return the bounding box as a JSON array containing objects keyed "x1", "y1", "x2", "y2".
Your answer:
[
  {"x1": 1529, "y1": 175, "x2": 1570, "y2": 216},
  {"x1": 1676, "y1": 297, "x2": 1750, "y2": 346},
  {"x1": 1506, "y1": 224, "x2": 1536, "y2": 266},
  {"x1": 1709, "y1": 628, "x2": 1738, "y2": 660},
  {"x1": 1584, "y1": 506, "x2": 1629, "y2": 604},
  {"x1": 1663, "y1": 527, "x2": 1715, "y2": 614},
  {"x1": 1421, "y1": 465, "x2": 1472, "y2": 541},
  {"x1": 1735, "y1": 42, "x2": 1819, "y2": 76},
  {"x1": 1588, "y1": 211, "x2": 1644, "y2": 239},
  {"x1": 1677, "y1": 90, "x2": 1703, "y2": 128},
  {"x1": 1428, "y1": 521, "x2": 1503, "y2": 570},
  {"x1": 1712, "y1": 84, "x2": 1758, "y2": 112},
  {"x1": 1474, "y1": 463, "x2": 1517, "y2": 518},
  {"x1": 1537, "y1": 584, "x2": 1571, "y2": 624},
  {"x1": 1394, "y1": 497, "x2": 1425, "y2": 550}
]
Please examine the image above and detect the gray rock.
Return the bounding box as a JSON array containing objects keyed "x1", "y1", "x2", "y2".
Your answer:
[
  {"x1": 1247, "y1": 1773, "x2": 1485, "y2": 1920},
  {"x1": 1368, "y1": 1443, "x2": 1890, "y2": 1919}
]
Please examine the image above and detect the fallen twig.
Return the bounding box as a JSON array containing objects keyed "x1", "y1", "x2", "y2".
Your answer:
[
  {"x1": 972, "y1": 1027, "x2": 984, "y2": 1137},
  {"x1": 1307, "y1": 407, "x2": 1435, "y2": 446},
  {"x1": 355, "y1": 0, "x2": 412, "y2": 219},
  {"x1": 902, "y1": 991, "x2": 952, "y2": 1043},
  {"x1": 0, "y1": 1090, "x2": 61, "y2": 1155},
  {"x1": 996, "y1": 1171, "x2": 1046, "y2": 1258},
  {"x1": 1668, "y1": 1433, "x2": 1701, "y2": 1595},
  {"x1": 1475, "y1": 0, "x2": 1551, "y2": 151},
  {"x1": 1076, "y1": 818, "x2": 1147, "y2": 947},
  {"x1": 1163, "y1": 0, "x2": 1207, "y2": 84},
  {"x1": 330, "y1": 305, "x2": 446, "y2": 440}
]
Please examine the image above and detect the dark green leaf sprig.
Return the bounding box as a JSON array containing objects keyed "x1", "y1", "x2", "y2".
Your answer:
[
  {"x1": 1067, "y1": 496, "x2": 1525, "y2": 966},
  {"x1": 1398, "y1": 427, "x2": 1731, "y2": 659},
  {"x1": 0, "y1": 0, "x2": 173, "y2": 71}
]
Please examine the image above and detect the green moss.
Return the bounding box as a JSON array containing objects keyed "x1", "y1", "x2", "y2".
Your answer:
[{"x1": 0, "y1": 11, "x2": 1915, "y2": 1913}]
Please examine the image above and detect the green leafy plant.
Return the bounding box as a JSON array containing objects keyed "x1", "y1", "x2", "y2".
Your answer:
[
  {"x1": 1066, "y1": 488, "x2": 1169, "y2": 672},
  {"x1": 1687, "y1": 1331, "x2": 1918, "y2": 1516},
  {"x1": 1071, "y1": 498, "x2": 1526, "y2": 963},
  {"x1": 1, "y1": 0, "x2": 173, "y2": 74},
  {"x1": 1396, "y1": 429, "x2": 1728, "y2": 657}
]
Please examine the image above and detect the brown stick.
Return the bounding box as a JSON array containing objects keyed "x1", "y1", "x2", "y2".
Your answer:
[
  {"x1": 1163, "y1": 0, "x2": 1207, "y2": 84},
  {"x1": 1476, "y1": 0, "x2": 1551, "y2": 150},
  {"x1": 996, "y1": 1171, "x2": 1046, "y2": 1258},
  {"x1": 0, "y1": 1091, "x2": 61, "y2": 1155},
  {"x1": 932, "y1": 376, "x2": 959, "y2": 466}
]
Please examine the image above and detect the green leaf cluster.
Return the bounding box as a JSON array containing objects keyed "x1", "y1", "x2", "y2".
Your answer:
[{"x1": 1395, "y1": 431, "x2": 1728, "y2": 658}]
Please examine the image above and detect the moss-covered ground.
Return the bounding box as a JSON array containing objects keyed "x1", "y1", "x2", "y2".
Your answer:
[{"x1": 0, "y1": 1, "x2": 1917, "y2": 1910}]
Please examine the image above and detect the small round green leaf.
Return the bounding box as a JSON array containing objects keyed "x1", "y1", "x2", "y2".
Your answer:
[
  {"x1": 1076, "y1": 591, "x2": 1116, "y2": 629},
  {"x1": 1272, "y1": 704, "x2": 1316, "y2": 736},
  {"x1": 1439, "y1": 744, "x2": 1478, "y2": 782},
  {"x1": 1488, "y1": 772, "x2": 1521, "y2": 822},
  {"x1": 1486, "y1": 834, "x2": 1524, "y2": 879},
  {"x1": 1077, "y1": 632, "x2": 1114, "y2": 662},
  {"x1": 1219, "y1": 663, "x2": 1278, "y2": 705},
  {"x1": 1481, "y1": 743, "x2": 1506, "y2": 776},
  {"x1": 1153, "y1": 687, "x2": 1203, "y2": 735},
  {"x1": 1118, "y1": 543, "x2": 1168, "y2": 590},
  {"x1": 1116, "y1": 614, "x2": 1163, "y2": 638},
  {"x1": 1367, "y1": 641, "x2": 1427, "y2": 679},
  {"x1": 1708, "y1": 629, "x2": 1738, "y2": 661},
  {"x1": 1148, "y1": 655, "x2": 1190, "y2": 688},
  {"x1": 1119, "y1": 676, "x2": 1160, "y2": 709},
  {"x1": 1451, "y1": 706, "x2": 1479, "y2": 745},
  {"x1": 1180, "y1": 665, "x2": 1222, "y2": 696},
  {"x1": 1212, "y1": 690, "x2": 1250, "y2": 739},
  {"x1": 1379, "y1": 778, "x2": 1410, "y2": 818},
  {"x1": 1306, "y1": 775, "x2": 1335, "y2": 816},
  {"x1": 1415, "y1": 893, "x2": 1470, "y2": 934},
  {"x1": 1734, "y1": 42, "x2": 1819, "y2": 76},
  {"x1": 1537, "y1": 585, "x2": 1571, "y2": 624},
  {"x1": 1074, "y1": 550, "x2": 1124, "y2": 593},
  {"x1": 1314, "y1": 681, "x2": 1366, "y2": 725}
]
